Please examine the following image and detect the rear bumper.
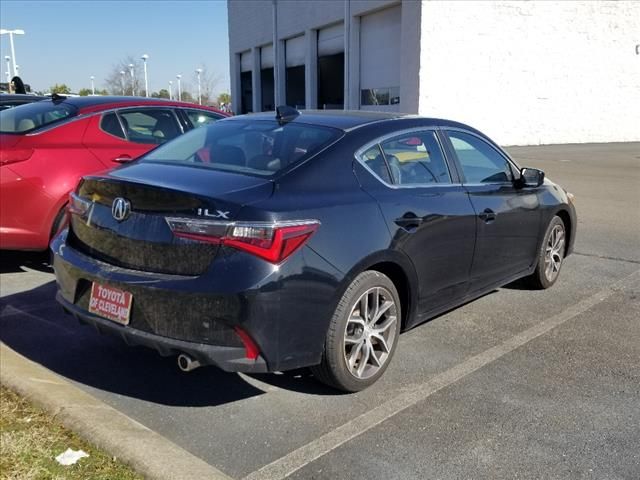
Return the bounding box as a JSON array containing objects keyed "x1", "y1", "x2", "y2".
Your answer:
[
  {"x1": 52, "y1": 228, "x2": 342, "y2": 372},
  {"x1": 57, "y1": 292, "x2": 268, "y2": 372}
]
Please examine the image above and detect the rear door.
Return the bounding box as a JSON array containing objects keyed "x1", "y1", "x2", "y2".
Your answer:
[
  {"x1": 356, "y1": 129, "x2": 477, "y2": 319},
  {"x1": 83, "y1": 108, "x2": 183, "y2": 166},
  {"x1": 442, "y1": 129, "x2": 542, "y2": 293}
]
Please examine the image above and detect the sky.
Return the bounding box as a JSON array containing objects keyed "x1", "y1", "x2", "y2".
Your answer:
[{"x1": 0, "y1": 0, "x2": 230, "y2": 95}]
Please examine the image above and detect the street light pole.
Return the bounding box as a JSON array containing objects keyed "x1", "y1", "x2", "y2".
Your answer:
[
  {"x1": 4, "y1": 56, "x2": 11, "y2": 83},
  {"x1": 141, "y1": 54, "x2": 149, "y2": 97},
  {"x1": 90, "y1": 75, "x2": 95, "y2": 95},
  {"x1": 120, "y1": 71, "x2": 125, "y2": 95},
  {"x1": 169, "y1": 81, "x2": 173, "y2": 100},
  {"x1": 195, "y1": 68, "x2": 202, "y2": 105},
  {"x1": 176, "y1": 74, "x2": 182, "y2": 101},
  {"x1": 128, "y1": 64, "x2": 135, "y2": 96},
  {"x1": 0, "y1": 29, "x2": 25, "y2": 77}
]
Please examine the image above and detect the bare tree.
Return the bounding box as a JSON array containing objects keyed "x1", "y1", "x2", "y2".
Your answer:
[
  {"x1": 192, "y1": 65, "x2": 222, "y2": 105},
  {"x1": 104, "y1": 56, "x2": 144, "y2": 96}
]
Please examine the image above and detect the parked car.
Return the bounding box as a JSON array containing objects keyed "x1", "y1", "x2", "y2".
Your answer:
[
  {"x1": 0, "y1": 93, "x2": 47, "y2": 111},
  {"x1": 51, "y1": 107, "x2": 576, "y2": 392},
  {"x1": 0, "y1": 95, "x2": 227, "y2": 250}
]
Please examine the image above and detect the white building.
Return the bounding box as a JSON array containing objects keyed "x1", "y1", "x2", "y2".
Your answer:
[{"x1": 228, "y1": 0, "x2": 640, "y2": 145}]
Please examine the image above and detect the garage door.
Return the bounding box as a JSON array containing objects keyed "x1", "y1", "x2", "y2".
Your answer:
[
  {"x1": 360, "y1": 5, "x2": 401, "y2": 111},
  {"x1": 240, "y1": 50, "x2": 253, "y2": 72},
  {"x1": 286, "y1": 35, "x2": 305, "y2": 67},
  {"x1": 318, "y1": 23, "x2": 343, "y2": 57},
  {"x1": 261, "y1": 44, "x2": 274, "y2": 69}
]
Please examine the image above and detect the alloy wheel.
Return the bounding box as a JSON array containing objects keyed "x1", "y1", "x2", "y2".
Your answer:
[
  {"x1": 544, "y1": 223, "x2": 565, "y2": 282},
  {"x1": 343, "y1": 286, "x2": 398, "y2": 380}
]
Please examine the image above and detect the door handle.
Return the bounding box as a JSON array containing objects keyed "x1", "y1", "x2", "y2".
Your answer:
[
  {"x1": 112, "y1": 155, "x2": 133, "y2": 163},
  {"x1": 478, "y1": 208, "x2": 496, "y2": 223},
  {"x1": 394, "y1": 214, "x2": 423, "y2": 230}
]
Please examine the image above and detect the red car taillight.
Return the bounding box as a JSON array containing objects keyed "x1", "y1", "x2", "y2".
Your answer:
[
  {"x1": 0, "y1": 148, "x2": 34, "y2": 166},
  {"x1": 165, "y1": 217, "x2": 320, "y2": 264}
]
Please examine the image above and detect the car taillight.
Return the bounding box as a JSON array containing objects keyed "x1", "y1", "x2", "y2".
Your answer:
[
  {"x1": 0, "y1": 148, "x2": 34, "y2": 166},
  {"x1": 165, "y1": 217, "x2": 320, "y2": 264}
]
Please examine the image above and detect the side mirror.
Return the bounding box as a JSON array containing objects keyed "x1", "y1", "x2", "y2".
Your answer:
[{"x1": 519, "y1": 167, "x2": 545, "y2": 187}]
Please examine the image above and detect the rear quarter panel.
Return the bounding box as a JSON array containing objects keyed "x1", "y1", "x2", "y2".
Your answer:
[{"x1": 7, "y1": 118, "x2": 109, "y2": 247}]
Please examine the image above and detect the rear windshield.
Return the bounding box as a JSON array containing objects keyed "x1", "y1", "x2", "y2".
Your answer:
[
  {"x1": 142, "y1": 119, "x2": 342, "y2": 176},
  {"x1": 0, "y1": 101, "x2": 78, "y2": 133}
]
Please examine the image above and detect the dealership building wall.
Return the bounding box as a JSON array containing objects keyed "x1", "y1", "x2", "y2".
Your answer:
[{"x1": 228, "y1": 0, "x2": 640, "y2": 145}]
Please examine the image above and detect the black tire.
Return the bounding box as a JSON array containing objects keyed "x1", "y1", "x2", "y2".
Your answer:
[
  {"x1": 526, "y1": 215, "x2": 566, "y2": 289},
  {"x1": 311, "y1": 271, "x2": 401, "y2": 392}
]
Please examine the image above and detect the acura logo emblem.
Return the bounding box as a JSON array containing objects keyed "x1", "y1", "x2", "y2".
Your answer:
[{"x1": 112, "y1": 197, "x2": 131, "y2": 222}]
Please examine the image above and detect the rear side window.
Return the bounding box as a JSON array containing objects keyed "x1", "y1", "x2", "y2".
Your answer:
[
  {"x1": 100, "y1": 113, "x2": 125, "y2": 139},
  {"x1": 184, "y1": 109, "x2": 223, "y2": 128},
  {"x1": 143, "y1": 120, "x2": 342, "y2": 176},
  {"x1": 0, "y1": 101, "x2": 78, "y2": 133},
  {"x1": 118, "y1": 109, "x2": 182, "y2": 144},
  {"x1": 380, "y1": 131, "x2": 451, "y2": 185}
]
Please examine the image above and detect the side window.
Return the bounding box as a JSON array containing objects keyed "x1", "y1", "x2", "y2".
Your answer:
[
  {"x1": 380, "y1": 131, "x2": 451, "y2": 185},
  {"x1": 118, "y1": 109, "x2": 182, "y2": 144},
  {"x1": 185, "y1": 110, "x2": 222, "y2": 128},
  {"x1": 100, "y1": 113, "x2": 125, "y2": 139},
  {"x1": 361, "y1": 144, "x2": 392, "y2": 184},
  {"x1": 447, "y1": 131, "x2": 513, "y2": 184}
]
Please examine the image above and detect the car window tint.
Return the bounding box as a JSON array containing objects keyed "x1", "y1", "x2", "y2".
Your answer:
[
  {"x1": 380, "y1": 131, "x2": 451, "y2": 185},
  {"x1": 0, "y1": 101, "x2": 77, "y2": 133},
  {"x1": 362, "y1": 145, "x2": 392, "y2": 184},
  {"x1": 185, "y1": 110, "x2": 222, "y2": 128},
  {"x1": 143, "y1": 120, "x2": 341, "y2": 177},
  {"x1": 118, "y1": 109, "x2": 181, "y2": 144},
  {"x1": 448, "y1": 131, "x2": 513, "y2": 184},
  {"x1": 100, "y1": 113, "x2": 125, "y2": 139}
]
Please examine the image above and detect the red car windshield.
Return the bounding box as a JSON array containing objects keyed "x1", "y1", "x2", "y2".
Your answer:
[{"x1": 0, "y1": 101, "x2": 78, "y2": 134}]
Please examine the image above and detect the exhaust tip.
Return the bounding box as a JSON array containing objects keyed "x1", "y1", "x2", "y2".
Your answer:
[{"x1": 177, "y1": 353, "x2": 200, "y2": 372}]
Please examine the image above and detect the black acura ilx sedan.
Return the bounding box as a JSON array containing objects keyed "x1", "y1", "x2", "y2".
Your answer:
[{"x1": 52, "y1": 107, "x2": 576, "y2": 391}]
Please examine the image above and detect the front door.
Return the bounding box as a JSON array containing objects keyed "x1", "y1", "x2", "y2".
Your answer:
[
  {"x1": 443, "y1": 129, "x2": 542, "y2": 293},
  {"x1": 357, "y1": 129, "x2": 477, "y2": 321}
]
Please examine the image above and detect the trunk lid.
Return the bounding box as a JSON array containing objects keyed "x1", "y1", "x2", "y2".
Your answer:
[{"x1": 68, "y1": 163, "x2": 273, "y2": 275}]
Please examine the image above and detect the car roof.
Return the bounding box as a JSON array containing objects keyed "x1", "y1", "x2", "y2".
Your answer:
[
  {"x1": 0, "y1": 94, "x2": 47, "y2": 102},
  {"x1": 225, "y1": 109, "x2": 477, "y2": 133},
  {"x1": 52, "y1": 95, "x2": 227, "y2": 116}
]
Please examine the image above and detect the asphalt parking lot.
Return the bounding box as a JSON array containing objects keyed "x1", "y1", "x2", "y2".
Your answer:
[{"x1": 1, "y1": 142, "x2": 639, "y2": 479}]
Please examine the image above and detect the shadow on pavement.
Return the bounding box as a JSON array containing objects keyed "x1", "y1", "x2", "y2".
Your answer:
[
  {"x1": 0, "y1": 281, "x2": 269, "y2": 407},
  {"x1": 0, "y1": 250, "x2": 53, "y2": 274}
]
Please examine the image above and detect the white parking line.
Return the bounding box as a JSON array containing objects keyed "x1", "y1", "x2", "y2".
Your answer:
[{"x1": 244, "y1": 269, "x2": 639, "y2": 480}]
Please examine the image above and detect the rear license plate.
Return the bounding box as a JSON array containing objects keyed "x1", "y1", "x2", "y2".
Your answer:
[{"x1": 88, "y1": 282, "x2": 133, "y2": 326}]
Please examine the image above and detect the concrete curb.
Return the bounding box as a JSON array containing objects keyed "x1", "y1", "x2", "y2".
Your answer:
[{"x1": 0, "y1": 343, "x2": 233, "y2": 480}]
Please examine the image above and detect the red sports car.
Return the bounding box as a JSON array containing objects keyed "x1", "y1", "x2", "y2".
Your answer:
[{"x1": 0, "y1": 96, "x2": 227, "y2": 250}]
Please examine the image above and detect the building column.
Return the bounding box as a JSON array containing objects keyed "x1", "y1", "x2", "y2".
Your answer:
[
  {"x1": 344, "y1": 17, "x2": 360, "y2": 110},
  {"x1": 305, "y1": 29, "x2": 318, "y2": 109},
  {"x1": 252, "y1": 46, "x2": 262, "y2": 112},
  {"x1": 400, "y1": 0, "x2": 421, "y2": 114},
  {"x1": 231, "y1": 53, "x2": 241, "y2": 114},
  {"x1": 343, "y1": 0, "x2": 351, "y2": 110},
  {"x1": 275, "y1": 39, "x2": 286, "y2": 106}
]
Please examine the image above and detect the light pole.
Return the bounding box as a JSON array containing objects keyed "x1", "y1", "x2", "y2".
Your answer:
[
  {"x1": 90, "y1": 75, "x2": 95, "y2": 95},
  {"x1": 195, "y1": 68, "x2": 203, "y2": 105},
  {"x1": 120, "y1": 71, "x2": 125, "y2": 95},
  {"x1": 176, "y1": 74, "x2": 182, "y2": 101},
  {"x1": 141, "y1": 54, "x2": 149, "y2": 97},
  {"x1": 129, "y1": 63, "x2": 135, "y2": 96},
  {"x1": 4, "y1": 56, "x2": 11, "y2": 83},
  {"x1": 169, "y1": 80, "x2": 173, "y2": 100},
  {"x1": 0, "y1": 29, "x2": 25, "y2": 77}
]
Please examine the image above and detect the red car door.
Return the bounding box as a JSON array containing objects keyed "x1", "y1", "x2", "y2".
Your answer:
[{"x1": 82, "y1": 112, "x2": 156, "y2": 167}]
